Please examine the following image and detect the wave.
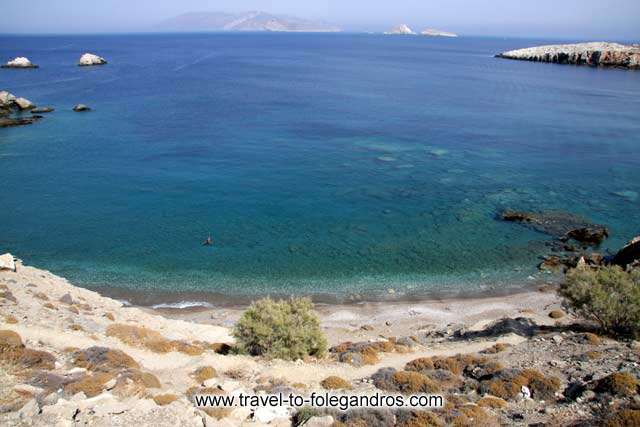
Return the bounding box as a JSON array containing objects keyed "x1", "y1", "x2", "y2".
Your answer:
[{"x1": 151, "y1": 301, "x2": 214, "y2": 310}]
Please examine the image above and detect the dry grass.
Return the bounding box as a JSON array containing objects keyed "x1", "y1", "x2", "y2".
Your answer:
[
  {"x1": 4, "y1": 315, "x2": 18, "y2": 324},
  {"x1": 320, "y1": 376, "x2": 352, "y2": 390},
  {"x1": 193, "y1": 366, "x2": 217, "y2": 383},
  {"x1": 450, "y1": 405, "x2": 497, "y2": 427},
  {"x1": 153, "y1": 393, "x2": 178, "y2": 406},
  {"x1": 477, "y1": 396, "x2": 508, "y2": 409},
  {"x1": 104, "y1": 312, "x2": 115, "y2": 321},
  {"x1": 34, "y1": 292, "x2": 48, "y2": 301},
  {"x1": 405, "y1": 354, "x2": 490, "y2": 376},
  {"x1": 482, "y1": 343, "x2": 511, "y2": 354},
  {"x1": 604, "y1": 409, "x2": 640, "y2": 427},
  {"x1": 595, "y1": 373, "x2": 640, "y2": 397},
  {"x1": 65, "y1": 372, "x2": 114, "y2": 397},
  {"x1": 391, "y1": 371, "x2": 441, "y2": 394},
  {"x1": 482, "y1": 369, "x2": 561, "y2": 401},
  {"x1": 0, "y1": 329, "x2": 56, "y2": 372},
  {"x1": 43, "y1": 302, "x2": 57, "y2": 311},
  {"x1": 72, "y1": 346, "x2": 140, "y2": 372},
  {"x1": 396, "y1": 411, "x2": 444, "y2": 427},
  {"x1": 106, "y1": 324, "x2": 205, "y2": 355},
  {"x1": 69, "y1": 323, "x2": 85, "y2": 332}
]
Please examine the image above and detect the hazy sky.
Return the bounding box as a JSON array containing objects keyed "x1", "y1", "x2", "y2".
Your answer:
[{"x1": 3, "y1": 0, "x2": 639, "y2": 40}]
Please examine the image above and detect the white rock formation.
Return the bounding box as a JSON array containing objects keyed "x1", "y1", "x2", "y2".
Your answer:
[
  {"x1": 15, "y1": 97, "x2": 36, "y2": 110},
  {"x1": 384, "y1": 24, "x2": 416, "y2": 35},
  {"x1": 73, "y1": 104, "x2": 91, "y2": 112},
  {"x1": 496, "y1": 42, "x2": 640, "y2": 69},
  {"x1": 78, "y1": 53, "x2": 107, "y2": 66},
  {"x1": 421, "y1": 28, "x2": 458, "y2": 37},
  {"x1": 0, "y1": 253, "x2": 16, "y2": 271},
  {"x1": 0, "y1": 91, "x2": 17, "y2": 106},
  {"x1": 2, "y1": 57, "x2": 38, "y2": 68}
]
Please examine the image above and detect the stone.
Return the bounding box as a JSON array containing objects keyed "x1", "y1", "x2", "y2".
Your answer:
[
  {"x1": 521, "y1": 385, "x2": 532, "y2": 400},
  {"x1": 0, "y1": 253, "x2": 16, "y2": 272},
  {"x1": 612, "y1": 236, "x2": 640, "y2": 268},
  {"x1": 2, "y1": 57, "x2": 39, "y2": 69},
  {"x1": 59, "y1": 293, "x2": 74, "y2": 305},
  {"x1": 14, "y1": 384, "x2": 45, "y2": 397},
  {"x1": 0, "y1": 90, "x2": 17, "y2": 106},
  {"x1": 305, "y1": 416, "x2": 334, "y2": 427},
  {"x1": 253, "y1": 406, "x2": 289, "y2": 423},
  {"x1": 18, "y1": 399, "x2": 40, "y2": 419},
  {"x1": 496, "y1": 42, "x2": 640, "y2": 69},
  {"x1": 15, "y1": 97, "x2": 36, "y2": 110},
  {"x1": 78, "y1": 53, "x2": 107, "y2": 66},
  {"x1": 565, "y1": 227, "x2": 609, "y2": 246},
  {"x1": 73, "y1": 104, "x2": 91, "y2": 112},
  {"x1": 552, "y1": 335, "x2": 564, "y2": 344},
  {"x1": 0, "y1": 116, "x2": 42, "y2": 128},
  {"x1": 31, "y1": 107, "x2": 54, "y2": 114}
]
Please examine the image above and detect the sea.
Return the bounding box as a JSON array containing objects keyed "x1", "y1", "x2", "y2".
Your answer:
[{"x1": 1, "y1": 33, "x2": 639, "y2": 306}]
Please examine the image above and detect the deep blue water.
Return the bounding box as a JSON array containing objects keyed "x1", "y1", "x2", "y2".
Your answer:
[{"x1": 1, "y1": 33, "x2": 639, "y2": 303}]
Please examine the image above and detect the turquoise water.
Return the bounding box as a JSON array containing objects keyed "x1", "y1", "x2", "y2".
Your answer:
[{"x1": 1, "y1": 33, "x2": 639, "y2": 303}]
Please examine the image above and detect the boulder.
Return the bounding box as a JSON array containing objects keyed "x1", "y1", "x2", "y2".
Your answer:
[
  {"x1": 612, "y1": 236, "x2": 640, "y2": 268},
  {"x1": 2, "y1": 57, "x2": 39, "y2": 69},
  {"x1": 564, "y1": 227, "x2": 609, "y2": 246},
  {"x1": 15, "y1": 97, "x2": 36, "y2": 110},
  {"x1": 31, "y1": 107, "x2": 54, "y2": 114},
  {"x1": 0, "y1": 90, "x2": 17, "y2": 107},
  {"x1": 0, "y1": 253, "x2": 16, "y2": 272},
  {"x1": 73, "y1": 104, "x2": 91, "y2": 112},
  {"x1": 78, "y1": 53, "x2": 107, "y2": 66}
]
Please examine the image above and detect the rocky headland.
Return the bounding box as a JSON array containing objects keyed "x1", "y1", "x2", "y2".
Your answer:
[
  {"x1": 496, "y1": 42, "x2": 640, "y2": 69},
  {"x1": 0, "y1": 91, "x2": 43, "y2": 128}
]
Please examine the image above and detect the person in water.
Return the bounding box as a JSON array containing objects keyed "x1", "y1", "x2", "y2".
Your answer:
[{"x1": 203, "y1": 235, "x2": 213, "y2": 246}]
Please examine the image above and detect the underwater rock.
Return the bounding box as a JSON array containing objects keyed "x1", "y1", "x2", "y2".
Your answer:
[
  {"x1": 501, "y1": 210, "x2": 609, "y2": 246},
  {"x1": 31, "y1": 107, "x2": 54, "y2": 114},
  {"x1": 0, "y1": 116, "x2": 42, "y2": 128}
]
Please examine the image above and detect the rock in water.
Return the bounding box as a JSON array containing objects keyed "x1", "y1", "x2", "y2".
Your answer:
[
  {"x1": 31, "y1": 107, "x2": 55, "y2": 114},
  {"x1": 73, "y1": 104, "x2": 91, "y2": 112},
  {"x1": 0, "y1": 253, "x2": 16, "y2": 272},
  {"x1": 421, "y1": 28, "x2": 458, "y2": 37},
  {"x1": 15, "y1": 97, "x2": 36, "y2": 110},
  {"x1": 78, "y1": 53, "x2": 107, "y2": 66},
  {"x1": 496, "y1": 42, "x2": 640, "y2": 69},
  {"x1": 384, "y1": 24, "x2": 416, "y2": 35},
  {"x1": 2, "y1": 57, "x2": 39, "y2": 69},
  {"x1": 612, "y1": 236, "x2": 640, "y2": 268},
  {"x1": 0, "y1": 116, "x2": 42, "y2": 128}
]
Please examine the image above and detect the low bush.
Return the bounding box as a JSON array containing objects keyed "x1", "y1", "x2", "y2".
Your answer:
[
  {"x1": 233, "y1": 297, "x2": 327, "y2": 361},
  {"x1": 193, "y1": 366, "x2": 217, "y2": 383},
  {"x1": 320, "y1": 376, "x2": 352, "y2": 390},
  {"x1": 153, "y1": 393, "x2": 178, "y2": 406},
  {"x1": 476, "y1": 396, "x2": 507, "y2": 409},
  {"x1": 481, "y1": 369, "x2": 561, "y2": 401},
  {"x1": 604, "y1": 409, "x2": 640, "y2": 427},
  {"x1": 106, "y1": 324, "x2": 205, "y2": 355},
  {"x1": 396, "y1": 410, "x2": 443, "y2": 427},
  {"x1": 559, "y1": 266, "x2": 640, "y2": 337},
  {"x1": 595, "y1": 373, "x2": 639, "y2": 397}
]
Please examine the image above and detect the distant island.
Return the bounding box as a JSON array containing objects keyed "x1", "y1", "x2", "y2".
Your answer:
[
  {"x1": 421, "y1": 28, "x2": 458, "y2": 37},
  {"x1": 496, "y1": 42, "x2": 640, "y2": 69},
  {"x1": 157, "y1": 11, "x2": 341, "y2": 33},
  {"x1": 384, "y1": 24, "x2": 416, "y2": 35}
]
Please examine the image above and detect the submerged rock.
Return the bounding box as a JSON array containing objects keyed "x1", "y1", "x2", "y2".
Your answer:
[
  {"x1": 2, "y1": 57, "x2": 39, "y2": 69},
  {"x1": 500, "y1": 209, "x2": 609, "y2": 246},
  {"x1": 73, "y1": 104, "x2": 91, "y2": 112},
  {"x1": 78, "y1": 53, "x2": 107, "y2": 66},
  {"x1": 31, "y1": 107, "x2": 54, "y2": 114},
  {"x1": 496, "y1": 42, "x2": 640, "y2": 69},
  {"x1": 0, "y1": 116, "x2": 42, "y2": 128}
]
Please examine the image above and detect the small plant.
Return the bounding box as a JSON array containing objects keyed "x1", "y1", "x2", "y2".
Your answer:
[
  {"x1": 320, "y1": 376, "x2": 352, "y2": 390},
  {"x1": 233, "y1": 297, "x2": 327, "y2": 361},
  {"x1": 559, "y1": 266, "x2": 640, "y2": 337}
]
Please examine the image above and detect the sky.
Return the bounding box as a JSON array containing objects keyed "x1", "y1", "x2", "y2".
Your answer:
[{"x1": 3, "y1": 0, "x2": 639, "y2": 40}]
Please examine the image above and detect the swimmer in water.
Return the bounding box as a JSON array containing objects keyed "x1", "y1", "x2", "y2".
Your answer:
[{"x1": 203, "y1": 235, "x2": 213, "y2": 246}]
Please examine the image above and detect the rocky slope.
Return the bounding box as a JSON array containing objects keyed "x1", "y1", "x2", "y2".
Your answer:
[
  {"x1": 496, "y1": 42, "x2": 640, "y2": 69},
  {"x1": 158, "y1": 11, "x2": 341, "y2": 33}
]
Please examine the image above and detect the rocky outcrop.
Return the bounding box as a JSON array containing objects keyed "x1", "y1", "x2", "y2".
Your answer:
[
  {"x1": 500, "y1": 210, "x2": 609, "y2": 246},
  {"x1": 73, "y1": 104, "x2": 92, "y2": 112},
  {"x1": 0, "y1": 116, "x2": 43, "y2": 128},
  {"x1": 15, "y1": 97, "x2": 36, "y2": 111},
  {"x1": 496, "y1": 42, "x2": 640, "y2": 69},
  {"x1": 612, "y1": 236, "x2": 640, "y2": 268},
  {"x1": 1, "y1": 57, "x2": 39, "y2": 69},
  {"x1": 78, "y1": 53, "x2": 107, "y2": 66},
  {"x1": 421, "y1": 28, "x2": 457, "y2": 37},
  {"x1": 385, "y1": 24, "x2": 416, "y2": 35},
  {"x1": 0, "y1": 253, "x2": 16, "y2": 271}
]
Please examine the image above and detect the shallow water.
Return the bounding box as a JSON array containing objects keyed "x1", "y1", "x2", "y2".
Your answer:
[{"x1": 1, "y1": 33, "x2": 639, "y2": 302}]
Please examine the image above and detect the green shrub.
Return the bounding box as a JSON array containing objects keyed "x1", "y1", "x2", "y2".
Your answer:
[
  {"x1": 559, "y1": 266, "x2": 640, "y2": 337},
  {"x1": 233, "y1": 297, "x2": 327, "y2": 361}
]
